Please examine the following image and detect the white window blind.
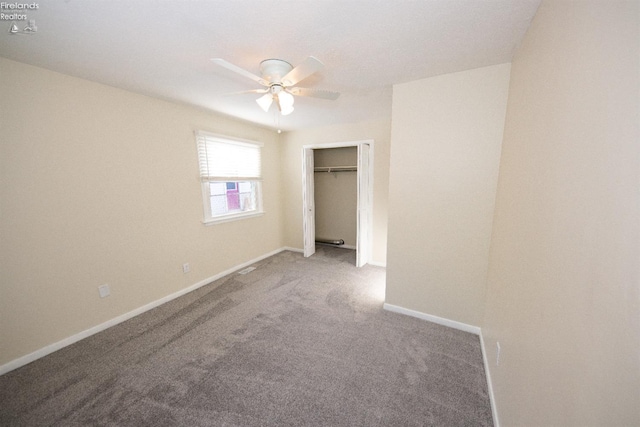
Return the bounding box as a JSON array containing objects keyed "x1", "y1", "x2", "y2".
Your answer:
[{"x1": 196, "y1": 132, "x2": 262, "y2": 181}]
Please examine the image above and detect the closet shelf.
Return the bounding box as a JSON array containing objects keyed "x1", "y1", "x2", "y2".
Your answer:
[{"x1": 314, "y1": 165, "x2": 357, "y2": 173}]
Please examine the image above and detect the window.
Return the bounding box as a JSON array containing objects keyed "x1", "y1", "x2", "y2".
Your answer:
[{"x1": 196, "y1": 131, "x2": 263, "y2": 224}]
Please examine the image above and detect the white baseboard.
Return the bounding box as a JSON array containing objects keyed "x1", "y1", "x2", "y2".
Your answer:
[
  {"x1": 382, "y1": 303, "x2": 498, "y2": 426},
  {"x1": 366, "y1": 261, "x2": 387, "y2": 268},
  {"x1": 480, "y1": 333, "x2": 500, "y2": 427},
  {"x1": 0, "y1": 247, "x2": 294, "y2": 376},
  {"x1": 282, "y1": 246, "x2": 304, "y2": 253},
  {"x1": 382, "y1": 303, "x2": 481, "y2": 335}
]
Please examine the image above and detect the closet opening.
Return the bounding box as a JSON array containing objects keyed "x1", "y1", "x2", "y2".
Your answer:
[{"x1": 302, "y1": 140, "x2": 373, "y2": 267}]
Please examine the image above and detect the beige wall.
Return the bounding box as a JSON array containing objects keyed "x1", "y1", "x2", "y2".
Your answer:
[
  {"x1": 483, "y1": 1, "x2": 640, "y2": 425},
  {"x1": 314, "y1": 147, "x2": 358, "y2": 247},
  {"x1": 280, "y1": 119, "x2": 391, "y2": 265},
  {"x1": 0, "y1": 58, "x2": 283, "y2": 365},
  {"x1": 386, "y1": 63, "x2": 511, "y2": 326}
]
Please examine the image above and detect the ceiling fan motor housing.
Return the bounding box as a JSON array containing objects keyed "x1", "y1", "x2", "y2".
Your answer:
[{"x1": 259, "y1": 59, "x2": 293, "y2": 84}]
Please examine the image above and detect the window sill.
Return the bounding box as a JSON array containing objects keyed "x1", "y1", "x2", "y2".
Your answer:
[{"x1": 202, "y1": 211, "x2": 264, "y2": 226}]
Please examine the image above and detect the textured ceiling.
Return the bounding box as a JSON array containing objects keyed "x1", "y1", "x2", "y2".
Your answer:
[{"x1": 0, "y1": 0, "x2": 540, "y2": 131}]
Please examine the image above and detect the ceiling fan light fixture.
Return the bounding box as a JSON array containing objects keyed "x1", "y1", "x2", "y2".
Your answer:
[
  {"x1": 275, "y1": 90, "x2": 294, "y2": 116},
  {"x1": 278, "y1": 90, "x2": 294, "y2": 108},
  {"x1": 256, "y1": 93, "x2": 273, "y2": 112},
  {"x1": 280, "y1": 103, "x2": 294, "y2": 116}
]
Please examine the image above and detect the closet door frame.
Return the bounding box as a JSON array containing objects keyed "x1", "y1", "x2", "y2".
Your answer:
[{"x1": 301, "y1": 140, "x2": 374, "y2": 267}]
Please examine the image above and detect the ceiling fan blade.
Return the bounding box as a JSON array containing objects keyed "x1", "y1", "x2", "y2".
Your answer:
[
  {"x1": 288, "y1": 87, "x2": 340, "y2": 100},
  {"x1": 281, "y1": 56, "x2": 324, "y2": 86},
  {"x1": 211, "y1": 58, "x2": 268, "y2": 86},
  {"x1": 225, "y1": 89, "x2": 269, "y2": 96}
]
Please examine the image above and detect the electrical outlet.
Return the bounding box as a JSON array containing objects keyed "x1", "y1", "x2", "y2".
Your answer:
[
  {"x1": 98, "y1": 284, "x2": 110, "y2": 298},
  {"x1": 182, "y1": 263, "x2": 191, "y2": 274},
  {"x1": 496, "y1": 342, "x2": 501, "y2": 366}
]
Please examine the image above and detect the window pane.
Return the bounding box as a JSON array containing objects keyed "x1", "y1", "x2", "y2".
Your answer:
[
  {"x1": 209, "y1": 183, "x2": 227, "y2": 216},
  {"x1": 210, "y1": 182, "x2": 226, "y2": 195},
  {"x1": 208, "y1": 181, "x2": 257, "y2": 217},
  {"x1": 238, "y1": 182, "x2": 256, "y2": 211}
]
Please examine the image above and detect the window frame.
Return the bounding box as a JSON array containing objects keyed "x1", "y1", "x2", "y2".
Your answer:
[{"x1": 195, "y1": 131, "x2": 264, "y2": 225}]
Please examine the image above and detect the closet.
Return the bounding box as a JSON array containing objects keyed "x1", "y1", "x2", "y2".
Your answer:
[{"x1": 313, "y1": 147, "x2": 358, "y2": 249}]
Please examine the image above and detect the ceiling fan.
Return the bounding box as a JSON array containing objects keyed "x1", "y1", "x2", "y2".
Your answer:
[{"x1": 211, "y1": 56, "x2": 340, "y2": 116}]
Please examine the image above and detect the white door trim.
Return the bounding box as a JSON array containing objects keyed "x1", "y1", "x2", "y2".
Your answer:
[{"x1": 302, "y1": 147, "x2": 316, "y2": 258}]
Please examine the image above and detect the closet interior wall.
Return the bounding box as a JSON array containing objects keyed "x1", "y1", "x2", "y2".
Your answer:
[{"x1": 313, "y1": 147, "x2": 358, "y2": 248}]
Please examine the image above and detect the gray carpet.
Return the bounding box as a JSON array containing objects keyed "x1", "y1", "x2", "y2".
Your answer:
[{"x1": 0, "y1": 246, "x2": 493, "y2": 426}]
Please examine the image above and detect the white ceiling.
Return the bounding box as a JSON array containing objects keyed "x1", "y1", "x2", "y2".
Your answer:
[{"x1": 0, "y1": 0, "x2": 540, "y2": 131}]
